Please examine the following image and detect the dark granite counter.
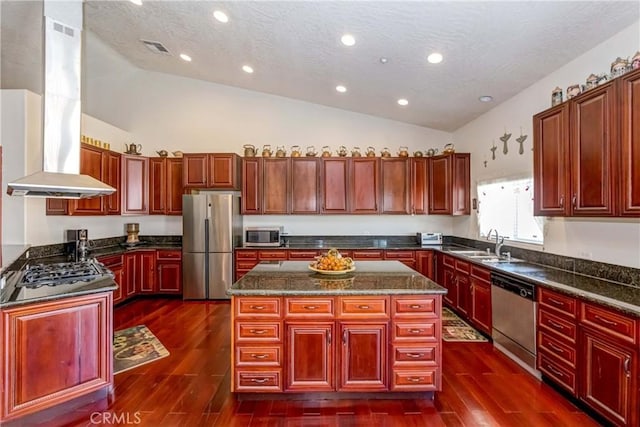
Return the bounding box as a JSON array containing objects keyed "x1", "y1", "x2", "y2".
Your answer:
[
  {"x1": 91, "y1": 243, "x2": 182, "y2": 258},
  {"x1": 228, "y1": 260, "x2": 447, "y2": 296}
]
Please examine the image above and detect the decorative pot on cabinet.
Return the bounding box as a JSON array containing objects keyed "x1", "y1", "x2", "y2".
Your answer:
[{"x1": 243, "y1": 144, "x2": 256, "y2": 157}]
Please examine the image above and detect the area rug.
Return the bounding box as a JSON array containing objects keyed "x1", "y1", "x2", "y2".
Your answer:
[
  {"x1": 442, "y1": 308, "x2": 488, "y2": 342},
  {"x1": 113, "y1": 325, "x2": 169, "y2": 374}
]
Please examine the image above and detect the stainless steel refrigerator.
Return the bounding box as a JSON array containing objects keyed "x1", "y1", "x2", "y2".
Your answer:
[{"x1": 182, "y1": 192, "x2": 242, "y2": 299}]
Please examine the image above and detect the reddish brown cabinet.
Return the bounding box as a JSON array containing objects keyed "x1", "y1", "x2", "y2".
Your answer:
[
  {"x1": 428, "y1": 153, "x2": 470, "y2": 215},
  {"x1": 98, "y1": 255, "x2": 124, "y2": 305},
  {"x1": 124, "y1": 250, "x2": 156, "y2": 294},
  {"x1": 411, "y1": 158, "x2": 429, "y2": 214},
  {"x1": 263, "y1": 158, "x2": 290, "y2": 214},
  {"x1": 121, "y1": 154, "x2": 149, "y2": 215},
  {"x1": 321, "y1": 158, "x2": 349, "y2": 213},
  {"x1": 242, "y1": 158, "x2": 263, "y2": 214},
  {"x1": 149, "y1": 157, "x2": 183, "y2": 215},
  {"x1": 105, "y1": 151, "x2": 122, "y2": 215},
  {"x1": 0, "y1": 293, "x2": 113, "y2": 422},
  {"x1": 286, "y1": 322, "x2": 334, "y2": 392},
  {"x1": 620, "y1": 68, "x2": 640, "y2": 216},
  {"x1": 339, "y1": 322, "x2": 388, "y2": 391},
  {"x1": 290, "y1": 158, "x2": 320, "y2": 214},
  {"x1": 381, "y1": 158, "x2": 410, "y2": 214},
  {"x1": 183, "y1": 153, "x2": 240, "y2": 189},
  {"x1": 469, "y1": 265, "x2": 491, "y2": 336},
  {"x1": 156, "y1": 250, "x2": 182, "y2": 294},
  {"x1": 416, "y1": 250, "x2": 434, "y2": 280},
  {"x1": 350, "y1": 158, "x2": 380, "y2": 214}
]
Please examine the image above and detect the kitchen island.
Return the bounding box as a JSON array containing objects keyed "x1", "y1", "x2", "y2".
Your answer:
[{"x1": 227, "y1": 260, "x2": 447, "y2": 398}]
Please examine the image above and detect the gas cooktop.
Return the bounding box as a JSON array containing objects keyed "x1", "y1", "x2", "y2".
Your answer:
[{"x1": 17, "y1": 259, "x2": 113, "y2": 288}]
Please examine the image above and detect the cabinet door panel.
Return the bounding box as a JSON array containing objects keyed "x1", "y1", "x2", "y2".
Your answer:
[
  {"x1": 157, "y1": 262, "x2": 182, "y2": 294},
  {"x1": 456, "y1": 273, "x2": 471, "y2": 317},
  {"x1": 121, "y1": 155, "x2": 149, "y2": 215},
  {"x1": 351, "y1": 158, "x2": 379, "y2": 213},
  {"x1": 571, "y1": 84, "x2": 616, "y2": 216},
  {"x1": 443, "y1": 267, "x2": 456, "y2": 307},
  {"x1": 291, "y1": 158, "x2": 320, "y2": 214},
  {"x1": 286, "y1": 322, "x2": 334, "y2": 391},
  {"x1": 321, "y1": 159, "x2": 349, "y2": 213},
  {"x1": 381, "y1": 158, "x2": 410, "y2": 214},
  {"x1": 339, "y1": 322, "x2": 387, "y2": 391},
  {"x1": 105, "y1": 151, "x2": 121, "y2": 215},
  {"x1": 411, "y1": 158, "x2": 428, "y2": 214},
  {"x1": 242, "y1": 158, "x2": 262, "y2": 214},
  {"x1": 209, "y1": 154, "x2": 238, "y2": 188},
  {"x1": 470, "y1": 278, "x2": 491, "y2": 335},
  {"x1": 166, "y1": 158, "x2": 183, "y2": 215},
  {"x1": 533, "y1": 105, "x2": 570, "y2": 216},
  {"x1": 149, "y1": 158, "x2": 166, "y2": 214},
  {"x1": 452, "y1": 154, "x2": 470, "y2": 215},
  {"x1": 263, "y1": 158, "x2": 290, "y2": 214},
  {"x1": 183, "y1": 154, "x2": 208, "y2": 187},
  {"x1": 138, "y1": 251, "x2": 156, "y2": 293},
  {"x1": 620, "y1": 69, "x2": 640, "y2": 216},
  {"x1": 428, "y1": 156, "x2": 451, "y2": 214},
  {"x1": 124, "y1": 253, "x2": 137, "y2": 297},
  {"x1": 69, "y1": 145, "x2": 105, "y2": 215}
]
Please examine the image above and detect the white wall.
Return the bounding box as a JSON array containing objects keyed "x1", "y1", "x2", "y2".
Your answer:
[{"x1": 452, "y1": 21, "x2": 640, "y2": 268}]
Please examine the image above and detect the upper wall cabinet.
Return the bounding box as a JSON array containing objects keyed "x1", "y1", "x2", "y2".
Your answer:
[
  {"x1": 321, "y1": 158, "x2": 349, "y2": 214},
  {"x1": 350, "y1": 158, "x2": 379, "y2": 214},
  {"x1": 149, "y1": 157, "x2": 183, "y2": 215},
  {"x1": 291, "y1": 158, "x2": 320, "y2": 214},
  {"x1": 428, "y1": 153, "x2": 470, "y2": 215},
  {"x1": 121, "y1": 154, "x2": 149, "y2": 215},
  {"x1": 380, "y1": 158, "x2": 410, "y2": 214},
  {"x1": 46, "y1": 144, "x2": 121, "y2": 216},
  {"x1": 534, "y1": 68, "x2": 640, "y2": 217},
  {"x1": 411, "y1": 158, "x2": 429, "y2": 215},
  {"x1": 183, "y1": 153, "x2": 241, "y2": 189}
]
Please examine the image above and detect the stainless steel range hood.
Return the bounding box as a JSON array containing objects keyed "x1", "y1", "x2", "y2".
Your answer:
[{"x1": 6, "y1": 0, "x2": 115, "y2": 199}]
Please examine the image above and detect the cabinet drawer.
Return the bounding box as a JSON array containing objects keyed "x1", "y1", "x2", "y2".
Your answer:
[
  {"x1": 337, "y1": 297, "x2": 389, "y2": 319},
  {"x1": 235, "y1": 370, "x2": 282, "y2": 392},
  {"x1": 235, "y1": 345, "x2": 281, "y2": 367},
  {"x1": 258, "y1": 250, "x2": 288, "y2": 260},
  {"x1": 538, "y1": 353, "x2": 576, "y2": 395},
  {"x1": 287, "y1": 250, "x2": 320, "y2": 260},
  {"x1": 97, "y1": 254, "x2": 122, "y2": 267},
  {"x1": 285, "y1": 298, "x2": 334, "y2": 318},
  {"x1": 156, "y1": 250, "x2": 181, "y2": 261},
  {"x1": 236, "y1": 250, "x2": 258, "y2": 260},
  {"x1": 538, "y1": 332, "x2": 576, "y2": 367},
  {"x1": 236, "y1": 260, "x2": 259, "y2": 270},
  {"x1": 235, "y1": 322, "x2": 282, "y2": 342},
  {"x1": 470, "y1": 265, "x2": 490, "y2": 281},
  {"x1": 235, "y1": 297, "x2": 282, "y2": 318},
  {"x1": 538, "y1": 309, "x2": 576, "y2": 341},
  {"x1": 442, "y1": 255, "x2": 455, "y2": 268},
  {"x1": 351, "y1": 250, "x2": 384, "y2": 260},
  {"x1": 393, "y1": 345, "x2": 438, "y2": 366},
  {"x1": 539, "y1": 288, "x2": 577, "y2": 318},
  {"x1": 391, "y1": 369, "x2": 438, "y2": 391},
  {"x1": 384, "y1": 250, "x2": 415, "y2": 260},
  {"x1": 580, "y1": 303, "x2": 637, "y2": 344},
  {"x1": 393, "y1": 322, "x2": 438, "y2": 342},
  {"x1": 454, "y1": 259, "x2": 469, "y2": 273},
  {"x1": 392, "y1": 296, "x2": 438, "y2": 318}
]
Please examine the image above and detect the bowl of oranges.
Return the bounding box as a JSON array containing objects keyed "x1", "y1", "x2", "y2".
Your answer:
[{"x1": 309, "y1": 248, "x2": 355, "y2": 275}]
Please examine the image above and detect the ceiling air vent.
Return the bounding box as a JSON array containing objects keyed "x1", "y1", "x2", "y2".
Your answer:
[{"x1": 141, "y1": 39, "x2": 171, "y2": 55}]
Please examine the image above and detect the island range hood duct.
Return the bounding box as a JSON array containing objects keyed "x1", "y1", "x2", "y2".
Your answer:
[{"x1": 6, "y1": 0, "x2": 115, "y2": 199}]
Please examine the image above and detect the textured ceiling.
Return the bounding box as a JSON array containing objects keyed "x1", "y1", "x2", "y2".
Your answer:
[{"x1": 2, "y1": 1, "x2": 639, "y2": 131}]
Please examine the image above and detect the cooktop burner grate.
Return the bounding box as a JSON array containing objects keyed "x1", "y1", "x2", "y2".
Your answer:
[{"x1": 18, "y1": 259, "x2": 112, "y2": 288}]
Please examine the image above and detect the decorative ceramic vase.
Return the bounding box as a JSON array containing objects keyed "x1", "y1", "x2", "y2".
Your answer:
[
  {"x1": 551, "y1": 86, "x2": 563, "y2": 106},
  {"x1": 566, "y1": 84, "x2": 581, "y2": 99},
  {"x1": 610, "y1": 57, "x2": 630, "y2": 79}
]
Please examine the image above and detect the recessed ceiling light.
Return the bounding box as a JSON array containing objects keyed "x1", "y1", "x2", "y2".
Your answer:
[
  {"x1": 341, "y1": 34, "x2": 356, "y2": 46},
  {"x1": 427, "y1": 52, "x2": 443, "y2": 64},
  {"x1": 379, "y1": 57, "x2": 388, "y2": 64},
  {"x1": 130, "y1": 0, "x2": 142, "y2": 5},
  {"x1": 213, "y1": 10, "x2": 229, "y2": 23},
  {"x1": 242, "y1": 65, "x2": 254, "y2": 74},
  {"x1": 179, "y1": 53, "x2": 192, "y2": 62},
  {"x1": 479, "y1": 95, "x2": 494, "y2": 102},
  {"x1": 336, "y1": 85, "x2": 347, "y2": 93},
  {"x1": 397, "y1": 99, "x2": 409, "y2": 106}
]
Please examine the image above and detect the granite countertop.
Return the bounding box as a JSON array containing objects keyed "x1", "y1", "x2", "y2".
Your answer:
[
  {"x1": 0, "y1": 245, "x2": 30, "y2": 276},
  {"x1": 228, "y1": 260, "x2": 447, "y2": 296},
  {"x1": 91, "y1": 243, "x2": 182, "y2": 258},
  {"x1": 440, "y1": 248, "x2": 640, "y2": 317}
]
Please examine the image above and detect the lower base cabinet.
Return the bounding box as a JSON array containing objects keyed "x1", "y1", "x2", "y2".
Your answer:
[
  {"x1": 232, "y1": 295, "x2": 441, "y2": 394},
  {"x1": 0, "y1": 293, "x2": 113, "y2": 422}
]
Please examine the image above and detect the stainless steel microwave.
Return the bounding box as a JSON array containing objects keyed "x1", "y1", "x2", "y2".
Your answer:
[{"x1": 244, "y1": 227, "x2": 284, "y2": 247}]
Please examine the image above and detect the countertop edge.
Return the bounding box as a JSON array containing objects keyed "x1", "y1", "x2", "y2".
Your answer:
[{"x1": 227, "y1": 289, "x2": 448, "y2": 296}]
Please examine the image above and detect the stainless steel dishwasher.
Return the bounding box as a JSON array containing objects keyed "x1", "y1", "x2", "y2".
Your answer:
[{"x1": 491, "y1": 272, "x2": 539, "y2": 375}]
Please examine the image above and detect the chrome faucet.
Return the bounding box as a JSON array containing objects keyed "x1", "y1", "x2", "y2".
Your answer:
[{"x1": 487, "y1": 229, "x2": 505, "y2": 257}]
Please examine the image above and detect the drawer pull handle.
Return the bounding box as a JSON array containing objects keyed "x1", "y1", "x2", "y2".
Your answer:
[
  {"x1": 251, "y1": 354, "x2": 268, "y2": 359},
  {"x1": 546, "y1": 364, "x2": 564, "y2": 378},
  {"x1": 547, "y1": 342, "x2": 564, "y2": 354},
  {"x1": 624, "y1": 357, "x2": 631, "y2": 377},
  {"x1": 547, "y1": 319, "x2": 564, "y2": 330},
  {"x1": 409, "y1": 329, "x2": 424, "y2": 334},
  {"x1": 406, "y1": 353, "x2": 425, "y2": 358},
  {"x1": 594, "y1": 315, "x2": 617, "y2": 327},
  {"x1": 407, "y1": 377, "x2": 424, "y2": 382},
  {"x1": 250, "y1": 305, "x2": 266, "y2": 310},
  {"x1": 547, "y1": 298, "x2": 565, "y2": 307},
  {"x1": 249, "y1": 329, "x2": 267, "y2": 335},
  {"x1": 304, "y1": 305, "x2": 318, "y2": 310},
  {"x1": 250, "y1": 378, "x2": 269, "y2": 384},
  {"x1": 358, "y1": 305, "x2": 371, "y2": 309},
  {"x1": 409, "y1": 305, "x2": 422, "y2": 309}
]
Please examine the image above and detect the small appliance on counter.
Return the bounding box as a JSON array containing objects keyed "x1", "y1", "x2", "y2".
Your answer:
[
  {"x1": 244, "y1": 226, "x2": 284, "y2": 247},
  {"x1": 416, "y1": 232, "x2": 443, "y2": 246},
  {"x1": 65, "y1": 229, "x2": 90, "y2": 262},
  {"x1": 126, "y1": 223, "x2": 140, "y2": 244}
]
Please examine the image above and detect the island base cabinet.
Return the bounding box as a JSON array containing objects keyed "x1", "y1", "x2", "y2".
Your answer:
[
  {"x1": 339, "y1": 322, "x2": 388, "y2": 392},
  {"x1": 579, "y1": 327, "x2": 637, "y2": 427},
  {"x1": 286, "y1": 323, "x2": 334, "y2": 392},
  {"x1": 0, "y1": 293, "x2": 113, "y2": 422}
]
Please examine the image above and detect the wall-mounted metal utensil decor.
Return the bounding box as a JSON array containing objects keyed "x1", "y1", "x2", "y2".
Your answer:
[
  {"x1": 490, "y1": 141, "x2": 497, "y2": 160},
  {"x1": 516, "y1": 128, "x2": 528, "y2": 155},
  {"x1": 499, "y1": 131, "x2": 511, "y2": 155}
]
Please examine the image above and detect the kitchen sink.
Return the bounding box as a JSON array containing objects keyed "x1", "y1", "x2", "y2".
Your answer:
[
  {"x1": 448, "y1": 250, "x2": 489, "y2": 256},
  {"x1": 467, "y1": 255, "x2": 523, "y2": 263}
]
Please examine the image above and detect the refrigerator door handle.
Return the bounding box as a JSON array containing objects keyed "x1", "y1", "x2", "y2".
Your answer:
[{"x1": 204, "y1": 217, "x2": 210, "y2": 299}]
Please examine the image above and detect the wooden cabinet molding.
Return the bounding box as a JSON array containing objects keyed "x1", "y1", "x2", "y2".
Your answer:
[
  {"x1": 150, "y1": 157, "x2": 183, "y2": 215},
  {"x1": 121, "y1": 154, "x2": 149, "y2": 215},
  {"x1": 183, "y1": 153, "x2": 241, "y2": 189},
  {"x1": 428, "y1": 153, "x2": 470, "y2": 215}
]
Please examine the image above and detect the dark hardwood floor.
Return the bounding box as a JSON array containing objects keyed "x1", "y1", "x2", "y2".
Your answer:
[{"x1": 55, "y1": 298, "x2": 597, "y2": 426}]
